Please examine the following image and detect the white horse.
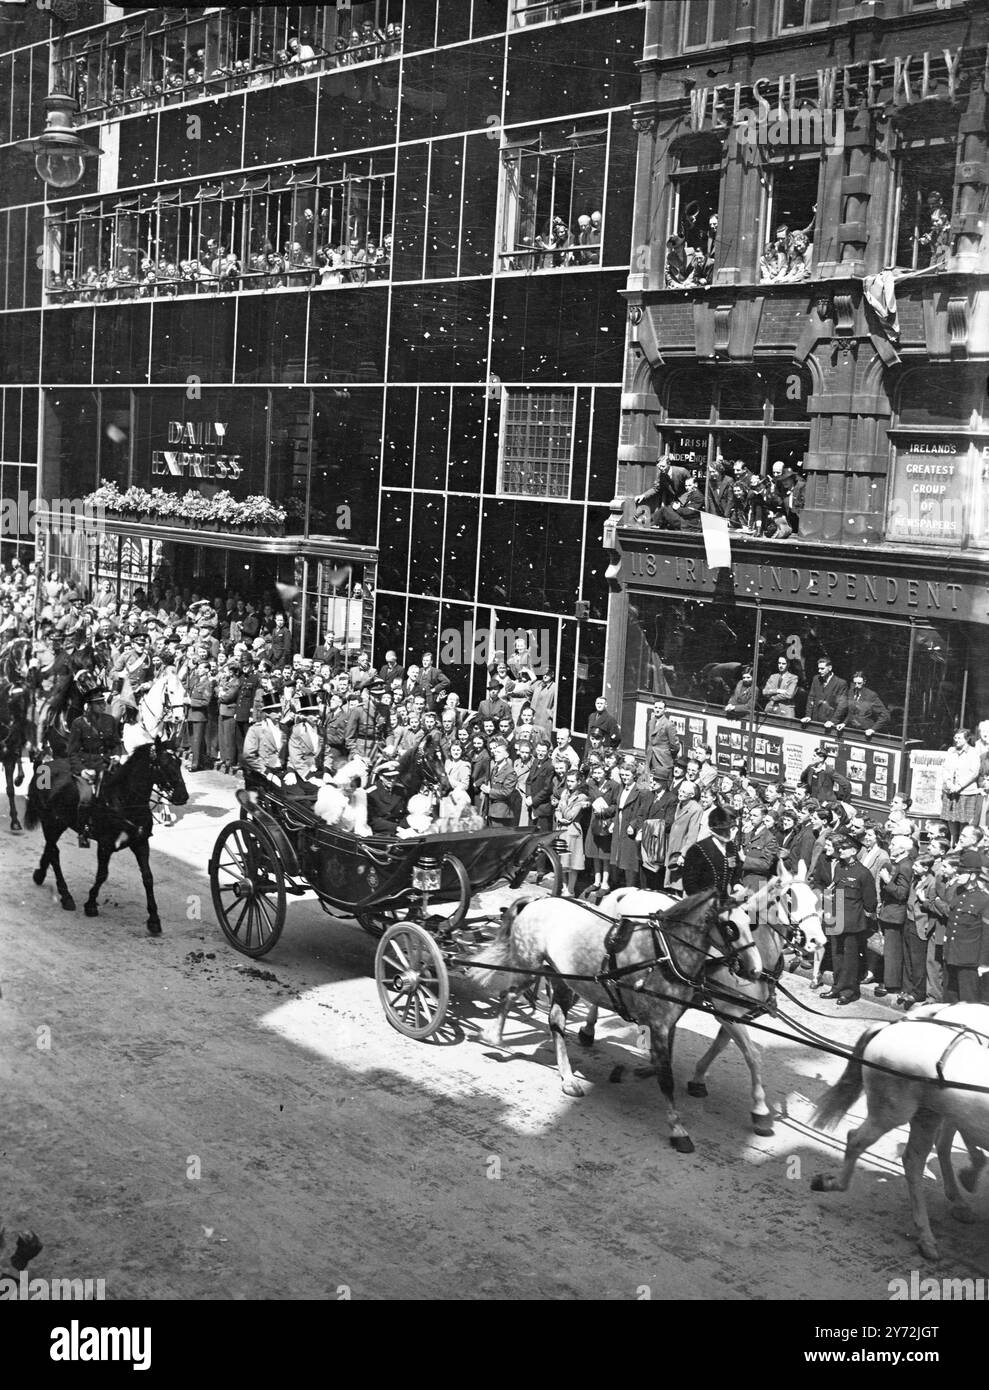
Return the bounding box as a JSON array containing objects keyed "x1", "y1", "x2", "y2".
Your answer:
[
  {"x1": 575, "y1": 876, "x2": 827, "y2": 1134},
  {"x1": 472, "y1": 889, "x2": 762, "y2": 1152},
  {"x1": 811, "y1": 1002, "x2": 989, "y2": 1260},
  {"x1": 139, "y1": 668, "x2": 187, "y2": 740}
]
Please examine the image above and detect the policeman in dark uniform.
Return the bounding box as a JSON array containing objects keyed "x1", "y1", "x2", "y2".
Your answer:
[
  {"x1": 943, "y1": 848, "x2": 989, "y2": 1004},
  {"x1": 681, "y1": 806, "x2": 746, "y2": 900},
  {"x1": 822, "y1": 834, "x2": 878, "y2": 1005},
  {"x1": 66, "y1": 680, "x2": 123, "y2": 848}
]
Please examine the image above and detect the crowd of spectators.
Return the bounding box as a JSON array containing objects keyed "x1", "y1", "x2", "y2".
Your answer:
[
  {"x1": 664, "y1": 203, "x2": 718, "y2": 288},
  {"x1": 509, "y1": 211, "x2": 603, "y2": 271},
  {"x1": 74, "y1": 22, "x2": 403, "y2": 120},
  {"x1": 665, "y1": 204, "x2": 816, "y2": 289},
  {"x1": 758, "y1": 221, "x2": 814, "y2": 284},
  {"x1": 48, "y1": 231, "x2": 392, "y2": 305},
  {"x1": 634, "y1": 452, "x2": 806, "y2": 537},
  {"x1": 4, "y1": 557, "x2": 988, "y2": 1004}
]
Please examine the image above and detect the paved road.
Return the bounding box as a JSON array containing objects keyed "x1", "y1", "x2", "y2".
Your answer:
[{"x1": 1, "y1": 770, "x2": 987, "y2": 1300}]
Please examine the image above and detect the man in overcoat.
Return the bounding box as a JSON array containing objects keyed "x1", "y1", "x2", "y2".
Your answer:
[{"x1": 822, "y1": 834, "x2": 878, "y2": 1005}]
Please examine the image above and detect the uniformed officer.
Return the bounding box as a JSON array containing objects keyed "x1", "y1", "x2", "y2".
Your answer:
[
  {"x1": 822, "y1": 834, "x2": 878, "y2": 1005},
  {"x1": 943, "y1": 848, "x2": 989, "y2": 1004},
  {"x1": 681, "y1": 805, "x2": 746, "y2": 900},
  {"x1": 183, "y1": 659, "x2": 214, "y2": 771},
  {"x1": 345, "y1": 678, "x2": 387, "y2": 758},
  {"x1": 66, "y1": 679, "x2": 123, "y2": 848}
]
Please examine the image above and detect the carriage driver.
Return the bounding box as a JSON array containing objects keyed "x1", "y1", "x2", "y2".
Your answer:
[
  {"x1": 680, "y1": 805, "x2": 747, "y2": 903},
  {"x1": 67, "y1": 676, "x2": 124, "y2": 848}
]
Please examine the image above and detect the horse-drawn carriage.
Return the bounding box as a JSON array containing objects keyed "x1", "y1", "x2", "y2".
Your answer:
[{"x1": 208, "y1": 775, "x2": 563, "y2": 1039}]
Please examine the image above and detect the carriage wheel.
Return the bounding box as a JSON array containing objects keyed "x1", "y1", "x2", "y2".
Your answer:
[
  {"x1": 210, "y1": 820, "x2": 287, "y2": 958},
  {"x1": 439, "y1": 853, "x2": 472, "y2": 932},
  {"x1": 354, "y1": 907, "x2": 402, "y2": 939},
  {"x1": 375, "y1": 922, "x2": 450, "y2": 1041},
  {"x1": 512, "y1": 842, "x2": 564, "y2": 896}
]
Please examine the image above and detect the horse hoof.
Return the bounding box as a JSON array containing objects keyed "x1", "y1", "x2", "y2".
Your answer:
[
  {"x1": 576, "y1": 1027, "x2": 595, "y2": 1048},
  {"x1": 477, "y1": 1030, "x2": 504, "y2": 1050},
  {"x1": 918, "y1": 1236, "x2": 940, "y2": 1261},
  {"x1": 810, "y1": 1174, "x2": 830, "y2": 1192},
  {"x1": 669, "y1": 1135, "x2": 695, "y2": 1154},
  {"x1": 32, "y1": 869, "x2": 45, "y2": 886},
  {"x1": 752, "y1": 1113, "x2": 775, "y2": 1137},
  {"x1": 950, "y1": 1203, "x2": 977, "y2": 1225},
  {"x1": 686, "y1": 1081, "x2": 708, "y2": 1098},
  {"x1": 562, "y1": 1079, "x2": 585, "y2": 1098},
  {"x1": 61, "y1": 897, "x2": 76, "y2": 912},
  {"x1": 10, "y1": 823, "x2": 22, "y2": 835},
  {"x1": 959, "y1": 1167, "x2": 981, "y2": 1194},
  {"x1": 84, "y1": 902, "x2": 98, "y2": 917},
  {"x1": 147, "y1": 921, "x2": 162, "y2": 937}
]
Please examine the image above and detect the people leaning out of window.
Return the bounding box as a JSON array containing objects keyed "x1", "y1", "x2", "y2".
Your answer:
[
  {"x1": 82, "y1": 22, "x2": 404, "y2": 116},
  {"x1": 759, "y1": 213, "x2": 816, "y2": 284},
  {"x1": 633, "y1": 453, "x2": 804, "y2": 538},
  {"x1": 515, "y1": 210, "x2": 602, "y2": 269},
  {"x1": 47, "y1": 234, "x2": 392, "y2": 303},
  {"x1": 665, "y1": 206, "x2": 717, "y2": 288}
]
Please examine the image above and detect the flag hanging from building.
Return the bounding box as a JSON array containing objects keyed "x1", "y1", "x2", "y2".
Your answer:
[{"x1": 700, "y1": 511, "x2": 732, "y2": 571}]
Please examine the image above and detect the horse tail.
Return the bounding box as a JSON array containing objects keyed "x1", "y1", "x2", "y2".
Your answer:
[
  {"x1": 24, "y1": 770, "x2": 41, "y2": 831},
  {"x1": 468, "y1": 896, "x2": 535, "y2": 993},
  {"x1": 813, "y1": 1023, "x2": 885, "y2": 1131}
]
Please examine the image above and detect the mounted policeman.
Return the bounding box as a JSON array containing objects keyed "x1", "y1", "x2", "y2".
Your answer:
[{"x1": 66, "y1": 671, "x2": 123, "y2": 847}]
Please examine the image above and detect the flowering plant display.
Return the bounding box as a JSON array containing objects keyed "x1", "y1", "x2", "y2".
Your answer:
[{"x1": 85, "y1": 481, "x2": 286, "y2": 532}]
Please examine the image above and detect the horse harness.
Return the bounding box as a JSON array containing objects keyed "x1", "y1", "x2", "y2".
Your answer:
[
  {"x1": 575, "y1": 895, "x2": 759, "y2": 1024},
  {"x1": 887, "y1": 1013, "x2": 989, "y2": 1086}
]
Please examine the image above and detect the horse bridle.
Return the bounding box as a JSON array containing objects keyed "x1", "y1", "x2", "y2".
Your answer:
[
  {"x1": 706, "y1": 904, "x2": 763, "y2": 979},
  {"x1": 631, "y1": 901, "x2": 761, "y2": 981}
]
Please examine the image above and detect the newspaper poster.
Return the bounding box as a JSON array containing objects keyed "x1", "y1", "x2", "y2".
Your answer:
[{"x1": 908, "y1": 750, "x2": 949, "y2": 818}]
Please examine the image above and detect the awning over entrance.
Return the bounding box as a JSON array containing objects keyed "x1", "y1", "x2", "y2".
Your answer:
[{"x1": 42, "y1": 519, "x2": 379, "y2": 660}]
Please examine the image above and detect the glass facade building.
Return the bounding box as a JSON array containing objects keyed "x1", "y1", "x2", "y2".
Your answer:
[{"x1": 1, "y1": 0, "x2": 645, "y2": 735}]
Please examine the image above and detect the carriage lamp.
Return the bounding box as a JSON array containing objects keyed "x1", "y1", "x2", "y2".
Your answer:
[
  {"x1": 15, "y1": 92, "x2": 102, "y2": 189},
  {"x1": 413, "y1": 856, "x2": 442, "y2": 893}
]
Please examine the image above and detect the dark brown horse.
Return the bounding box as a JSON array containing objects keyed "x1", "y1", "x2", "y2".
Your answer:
[
  {"x1": 24, "y1": 739, "x2": 189, "y2": 934},
  {"x1": 0, "y1": 638, "x2": 37, "y2": 832}
]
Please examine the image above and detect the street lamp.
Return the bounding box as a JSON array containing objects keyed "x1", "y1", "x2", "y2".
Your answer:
[{"x1": 15, "y1": 91, "x2": 101, "y2": 190}]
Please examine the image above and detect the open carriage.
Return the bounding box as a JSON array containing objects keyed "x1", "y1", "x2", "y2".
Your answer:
[{"x1": 208, "y1": 776, "x2": 563, "y2": 1039}]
